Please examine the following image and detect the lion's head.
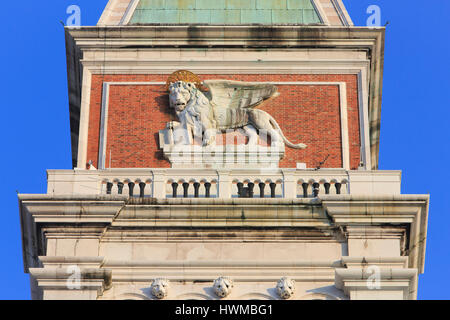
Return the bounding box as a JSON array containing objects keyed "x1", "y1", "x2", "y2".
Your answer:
[
  {"x1": 151, "y1": 278, "x2": 169, "y2": 299},
  {"x1": 276, "y1": 277, "x2": 296, "y2": 300},
  {"x1": 169, "y1": 81, "x2": 197, "y2": 112},
  {"x1": 213, "y1": 277, "x2": 234, "y2": 298}
]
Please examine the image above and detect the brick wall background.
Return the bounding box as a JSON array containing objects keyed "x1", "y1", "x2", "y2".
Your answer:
[{"x1": 87, "y1": 74, "x2": 360, "y2": 169}]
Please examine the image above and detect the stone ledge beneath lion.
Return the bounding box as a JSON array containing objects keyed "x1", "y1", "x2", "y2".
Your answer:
[{"x1": 161, "y1": 144, "x2": 285, "y2": 169}]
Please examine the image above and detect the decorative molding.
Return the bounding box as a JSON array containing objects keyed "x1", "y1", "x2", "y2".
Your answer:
[
  {"x1": 174, "y1": 293, "x2": 212, "y2": 300},
  {"x1": 237, "y1": 293, "x2": 275, "y2": 300},
  {"x1": 299, "y1": 292, "x2": 341, "y2": 300},
  {"x1": 67, "y1": 26, "x2": 382, "y2": 49},
  {"x1": 80, "y1": 61, "x2": 370, "y2": 75},
  {"x1": 107, "y1": 293, "x2": 150, "y2": 300}
]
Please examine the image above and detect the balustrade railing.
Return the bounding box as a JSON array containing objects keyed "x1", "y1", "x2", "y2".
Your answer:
[
  {"x1": 102, "y1": 179, "x2": 152, "y2": 198},
  {"x1": 168, "y1": 180, "x2": 217, "y2": 198},
  {"x1": 297, "y1": 180, "x2": 347, "y2": 198},
  {"x1": 100, "y1": 176, "x2": 347, "y2": 198},
  {"x1": 47, "y1": 169, "x2": 401, "y2": 199},
  {"x1": 233, "y1": 180, "x2": 282, "y2": 198}
]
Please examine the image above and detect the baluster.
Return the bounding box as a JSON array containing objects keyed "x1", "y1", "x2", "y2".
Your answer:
[
  {"x1": 335, "y1": 183, "x2": 342, "y2": 195},
  {"x1": 182, "y1": 182, "x2": 189, "y2": 198},
  {"x1": 139, "y1": 182, "x2": 146, "y2": 198},
  {"x1": 118, "y1": 182, "x2": 124, "y2": 195},
  {"x1": 324, "y1": 183, "x2": 331, "y2": 195},
  {"x1": 248, "y1": 183, "x2": 255, "y2": 198},
  {"x1": 313, "y1": 182, "x2": 320, "y2": 197},
  {"x1": 302, "y1": 183, "x2": 309, "y2": 198},
  {"x1": 259, "y1": 183, "x2": 265, "y2": 198},
  {"x1": 106, "y1": 182, "x2": 113, "y2": 195},
  {"x1": 270, "y1": 183, "x2": 276, "y2": 198},
  {"x1": 193, "y1": 182, "x2": 200, "y2": 198},
  {"x1": 172, "y1": 182, "x2": 179, "y2": 198},
  {"x1": 205, "y1": 182, "x2": 211, "y2": 198},
  {"x1": 237, "y1": 183, "x2": 244, "y2": 198},
  {"x1": 128, "y1": 182, "x2": 135, "y2": 197}
]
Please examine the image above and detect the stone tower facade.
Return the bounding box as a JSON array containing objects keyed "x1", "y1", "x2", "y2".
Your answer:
[{"x1": 19, "y1": 0, "x2": 429, "y2": 300}]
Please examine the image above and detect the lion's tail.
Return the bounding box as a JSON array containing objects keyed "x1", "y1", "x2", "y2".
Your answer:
[{"x1": 267, "y1": 113, "x2": 307, "y2": 150}]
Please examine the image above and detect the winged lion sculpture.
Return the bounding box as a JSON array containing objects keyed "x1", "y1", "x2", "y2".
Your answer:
[{"x1": 166, "y1": 70, "x2": 307, "y2": 150}]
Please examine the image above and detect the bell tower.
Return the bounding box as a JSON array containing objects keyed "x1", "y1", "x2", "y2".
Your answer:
[{"x1": 19, "y1": 0, "x2": 429, "y2": 300}]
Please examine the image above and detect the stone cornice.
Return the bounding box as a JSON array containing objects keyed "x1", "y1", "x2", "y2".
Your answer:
[
  {"x1": 18, "y1": 195, "x2": 127, "y2": 272},
  {"x1": 66, "y1": 25, "x2": 383, "y2": 49},
  {"x1": 341, "y1": 257, "x2": 409, "y2": 269},
  {"x1": 322, "y1": 194, "x2": 429, "y2": 275},
  {"x1": 35, "y1": 257, "x2": 341, "y2": 283},
  {"x1": 29, "y1": 267, "x2": 112, "y2": 294},
  {"x1": 19, "y1": 194, "x2": 428, "y2": 276}
]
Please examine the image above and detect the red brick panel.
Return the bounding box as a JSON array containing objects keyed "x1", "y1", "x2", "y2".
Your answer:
[
  {"x1": 106, "y1": 84, "x2": 174, "y2": 168},
  {"x1": 87, "y1": 74, "x2": 360, "y2": 169}
]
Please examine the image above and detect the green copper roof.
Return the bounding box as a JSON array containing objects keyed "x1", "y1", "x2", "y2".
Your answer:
[{"x1": 129, "y1": 0, "x2": 322, "y2": 25}]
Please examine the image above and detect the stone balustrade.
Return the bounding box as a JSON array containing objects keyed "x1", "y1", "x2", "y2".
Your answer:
[
  {"x1": 47, "y1": 169, "x2": 401, "y2": 199},
  {"x1": 167, "y1": 180, "x2": 217, "y2": 198}
]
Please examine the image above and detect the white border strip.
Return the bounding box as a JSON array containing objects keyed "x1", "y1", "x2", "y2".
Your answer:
[
  {"x1": 97, "y1": 0, "x2": 116, "y2": 26},
  {"x1": 339, "y1": 83, "x2": 350, "y2": 170},
  {"x1": 311, "y1": 0, "x2": 331, "y2": 25},
  {"x1": 98, "y1": 81, "x2": 351, "y2": 170},
  {"x1": 120, "y1": 0, "x2": 140, "y2": 25},
  {"x1": 331, "y1": 0, "x2": 354, "y2": 26},
  {"x1": 98, "y1": 83, "x2": 111, "y2": 169},
  {"x1": 358, "y1": 70, "x2": 371, "y2": 169},
  {"x1": 76, "y1": 70, "x2": 92, "y2": 169}
]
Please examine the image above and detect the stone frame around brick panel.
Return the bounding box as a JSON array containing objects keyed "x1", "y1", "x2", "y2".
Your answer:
[
  {"x1": 71, "y1": 46, "x2": 374, "y2": 171},
  {"x1": 97, "y1": 80, "x2": 351, "y2": 170},
  {"x1": 77, "y1": 63, "x2": 371, "y2": 171}
]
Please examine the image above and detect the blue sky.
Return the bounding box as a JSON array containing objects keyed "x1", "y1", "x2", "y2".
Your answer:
[{"x1": 0, "y1": 1, "x2": 448, "y2": 300}]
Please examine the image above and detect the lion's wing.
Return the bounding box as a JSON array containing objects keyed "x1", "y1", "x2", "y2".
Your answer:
[{"x1": 204, "y1": 80, "x2": 279, "y2": 110}]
